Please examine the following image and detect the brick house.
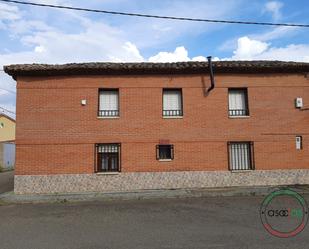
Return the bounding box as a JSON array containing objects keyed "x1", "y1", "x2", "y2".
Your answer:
[{"x1": 4, "y1": 61, "x2": 309, "y2": 194}]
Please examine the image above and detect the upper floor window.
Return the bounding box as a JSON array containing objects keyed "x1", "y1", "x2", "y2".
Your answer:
[
  {"x1": 163, "y1": 89, "x2": 183, "y2": 117},
  {"x1": 98, "y1": 89, "x2": 119, "y2": 117},
  {"x1": 228, "y1": 88, "x2": 249, "y2": 117}
]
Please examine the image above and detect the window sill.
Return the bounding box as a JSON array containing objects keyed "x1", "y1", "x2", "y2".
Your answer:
[
  {"x1": 158, "y1": 159, "x2": 173, "y2": 162},
  {"x1": 96, "y1": 172, "x2": 120, "y2": 175},
  {"x1": 163, "y1": 116, "x2": 183, "y2": 119},
  {"x1": 230, "y1": 170, "x2": 254, "y2": 173},
  {"x1": 97, "y1": 116, "x2": 120, "y2": 119},
  {"x1": 228, "y1": 115, "x2": 250, "y2": 119}
]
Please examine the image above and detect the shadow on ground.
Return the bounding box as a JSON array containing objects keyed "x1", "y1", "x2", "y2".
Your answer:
[{"x1": 0, "y1": 171, "x2": 14, "y2": 194}]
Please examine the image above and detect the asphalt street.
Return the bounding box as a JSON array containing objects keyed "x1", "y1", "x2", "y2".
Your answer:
[{"x1": 0, "y1": 195, "x2": 308, "y2": 249}]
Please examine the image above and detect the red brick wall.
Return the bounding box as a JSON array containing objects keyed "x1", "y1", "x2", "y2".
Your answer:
[{"x1": 15, "y1": 73, "x2": 309, "y2": 175}]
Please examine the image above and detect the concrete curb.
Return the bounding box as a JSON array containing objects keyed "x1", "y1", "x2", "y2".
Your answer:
[{"x1": 1, "y1": 184, "x2": 309, "y2": 204}]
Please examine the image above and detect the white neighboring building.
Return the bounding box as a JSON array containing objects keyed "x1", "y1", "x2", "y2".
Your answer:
[{"x1": 0, "y1": 142, "x2": 15, "y2": 171}]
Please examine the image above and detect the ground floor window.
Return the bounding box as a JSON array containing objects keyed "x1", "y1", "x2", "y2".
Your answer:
[
  {"x1": 156, "y1": 144, "x2": 174, "y2": 160},
  {"x1": 96, "y1": 144, "x2": 120, "y2": 172},
  {"x1": 228, "y1": 142, "x2": 254, "y2": 171}
]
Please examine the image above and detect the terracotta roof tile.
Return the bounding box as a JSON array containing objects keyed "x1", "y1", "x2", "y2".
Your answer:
[{"x1": 4, "y1": 60, "x2": 309, "y2": 79}]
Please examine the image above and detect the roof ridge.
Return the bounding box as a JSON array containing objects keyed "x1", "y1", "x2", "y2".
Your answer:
[{"x1": 4, "y1": 60, "x2": 309, "y2": 79}]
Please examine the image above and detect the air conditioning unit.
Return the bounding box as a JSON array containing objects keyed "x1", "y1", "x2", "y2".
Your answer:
[{"x1": 295, "y1": 98, "x2": 303, "y2": 108}]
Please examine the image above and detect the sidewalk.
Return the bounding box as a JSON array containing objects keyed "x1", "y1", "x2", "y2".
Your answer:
[{"x1": 1, "y1": 184, "x2": 309, "y2": 204}]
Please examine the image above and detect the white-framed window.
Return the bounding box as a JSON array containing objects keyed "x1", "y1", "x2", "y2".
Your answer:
[
  {"x1": 163, "y1": 89, "x2": 183, "y2": 117},
  {"x1": 98, "y1": 89, "x2": 119, "y2": 117},
  {"x1": 228, "y1": 88, "x2": 249, "y2": 117},
  {"x1": 228, "y1": 142, "x2": 254, "y2": 171}
]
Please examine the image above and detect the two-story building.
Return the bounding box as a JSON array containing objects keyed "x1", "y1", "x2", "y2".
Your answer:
[{"x1": 4, "y1": 60, "x2": 309, "y2": 194}]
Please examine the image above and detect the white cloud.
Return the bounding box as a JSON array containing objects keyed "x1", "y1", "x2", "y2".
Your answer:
[
  {"x1": 230, "y1": 36, "x2": 269, "y2": 60},
  {"x1": 255, "y1": 44, "x2": 309, "y2": 62},
  {"x1": 192, "y1": 56, "x2": 207, "y2": 62},
  {"x1": 224, "y1": 36, "x2": 309, "y2": 62},
  {"x1": 264, "y1": 1, "x2": 283, "y2": 21},
  {"x1": 219, "y1": 26, "x2": 299, "y2": 52},
  {"x1": 34, "y1": 45, "x2": 46, "y2": 53},
  {"x1": 9, "y1": 20, "x2": 55, "y2": 35},
  {"x1": 0, "y1": 2, "x2": 21, "y2": 22},
  {"x1": 149, "y1": 47, "x2": 188, "y2": 62},
  {"x1": 148, "y1": 46, "x2": 206, "y2": 62},
  {"x1": 0, "y1": 22, "x2": 145, "y2": 65},
  {"x1": 121, "y1": 42, "x2": 144, "y2": 62}
]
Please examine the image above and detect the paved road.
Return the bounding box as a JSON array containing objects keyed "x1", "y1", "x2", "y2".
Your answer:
[
  {"x1": 0, "y1": 171, "x2": 14, "y2": 194},
  {"x1": 0, "y1": 195, "x2": 308, "y2": 249}
]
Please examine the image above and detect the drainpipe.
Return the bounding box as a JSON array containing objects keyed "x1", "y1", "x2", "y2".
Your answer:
[{"x1": 207, "y1": 56, "x2": 215, "y2": 93}]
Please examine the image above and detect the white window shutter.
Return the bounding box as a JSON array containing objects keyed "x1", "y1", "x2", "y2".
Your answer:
[
  {"x1": 229, "y1": 90, "x2": 246, "y2": 110},
  {"x1": 163, "y1": 90, "x2": 181, "y2": 110},
  {"x1": 100, "y1": 91, "x2": 118, "y2": 111}
]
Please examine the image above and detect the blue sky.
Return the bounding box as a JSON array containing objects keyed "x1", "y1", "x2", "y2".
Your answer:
[{"x1": 1, "y1": 0, "x2": 309, "y2": 114}]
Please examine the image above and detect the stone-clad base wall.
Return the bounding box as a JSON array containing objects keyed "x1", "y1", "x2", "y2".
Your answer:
[{"x1": 14, "y1": 170, "x2": 309, "y2": 194}]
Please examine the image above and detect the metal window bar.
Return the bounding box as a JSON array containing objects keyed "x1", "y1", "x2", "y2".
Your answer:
[
  {"x1": 156, "y1": 144, "x2": 174, "y2": 160},
  {"x1": 228, "y1": 109, "x2": 249, "y2": 116},
  {"x1": 98, "y1": 110, "x2": 119, "y2": 117},
  {"x1": 98, "y1": 144, "x2": 119, "y2": 153},
  {"x1": 228, "y1": 142, "x2": 254, "y2": 171},
  {"x1": 95, "y1": 144, "x2": 121, "y2": 172},
  {"x1": 162, "y1": 109, "x2": 183, "y2": 116}
]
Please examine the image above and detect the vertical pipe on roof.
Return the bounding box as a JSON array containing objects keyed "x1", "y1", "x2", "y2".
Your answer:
[{"x1": 207, "y1": 56, "x2": 215, "y2": 92}]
